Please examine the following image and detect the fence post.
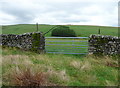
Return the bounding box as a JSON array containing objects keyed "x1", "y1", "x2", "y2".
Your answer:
[
  {"x1": 36, "y1": 23, "x2": 39, "y2": 32},
  {"x1": 98, "y1": 28, "x2": 101, "y2": 34}
]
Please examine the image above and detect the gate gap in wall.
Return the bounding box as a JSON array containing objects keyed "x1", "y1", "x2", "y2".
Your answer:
[{"x1": 45, "y1": 37, "x2": 88, "y2": 54}]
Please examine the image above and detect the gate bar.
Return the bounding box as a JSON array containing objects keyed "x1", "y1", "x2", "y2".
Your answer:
[{"x1": 45, "y1": 37, "x2": 88, "y2": 39}]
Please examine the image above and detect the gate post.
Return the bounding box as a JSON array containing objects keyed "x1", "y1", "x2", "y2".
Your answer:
[{"x1": 31, "y1": 32, "x2": 45, "y2": 54}]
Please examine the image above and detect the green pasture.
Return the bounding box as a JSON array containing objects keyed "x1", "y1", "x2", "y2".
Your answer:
[{"x1": 2, "y1": 24, "x2": 118, "y2": 37}]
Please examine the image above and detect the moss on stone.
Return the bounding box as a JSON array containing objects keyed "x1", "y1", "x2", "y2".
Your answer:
[{"x1": 31, "y1": 33, "x2": 41, "y2": 53}]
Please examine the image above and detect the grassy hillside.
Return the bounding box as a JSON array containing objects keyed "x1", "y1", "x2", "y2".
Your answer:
[
  {"x1": 1, "y1": 47, "x2": 118, "y2": 86},
  {"x1": 2, "y1": 24, "x2": 118, "y2": 37},
  {"x1": 1, "y1": 24, "x2": 119, "y2": 86}
]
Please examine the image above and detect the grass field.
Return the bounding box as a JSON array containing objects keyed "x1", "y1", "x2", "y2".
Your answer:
[
  {"x1": 1, "y1": 24, "x2": 119, "y2": 86},
  {"x1": 2, "y1": 24, "x2": 118, "y2": 37},
  {"x1": 0, "y1": 47, "x2": 119, "y2": 86}
]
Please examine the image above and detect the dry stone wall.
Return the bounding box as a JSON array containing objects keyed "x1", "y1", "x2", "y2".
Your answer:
[
  {"x1": 0, "y1": 32, "x2": 45, "y2": 53},
  {"x1": 88, "y1": 35, "x2": 120, "y2": 55}
]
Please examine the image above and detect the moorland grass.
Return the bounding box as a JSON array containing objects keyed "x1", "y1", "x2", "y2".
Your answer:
[{"x1": 1, "y1": 47, "x2": 118, "y2": 86}]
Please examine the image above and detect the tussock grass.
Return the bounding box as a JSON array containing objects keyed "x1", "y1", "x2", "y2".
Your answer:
[
  {"x1": 9, "y1": 67, "x2": 48, "y2": 86},
  {"x1": 4, "y1": 66, "x2": 55, "y2": 86},
  {"x1": 1, "y1": 47, "x2": 119, "y2": 86},
  {"x1": 70, "y1": 60, "x2": 81, "y2": 69}
]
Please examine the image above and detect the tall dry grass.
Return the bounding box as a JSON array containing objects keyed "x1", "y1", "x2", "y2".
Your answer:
[
  {"x1": 10, "y1": 67, "x2": 50, "y2": 86},
  {"x1": 2, "y1": 55, "x2": 57, "y2": 86},
  {"x1": 1, "y1": 53, "x2": 118, "y2": 86}
]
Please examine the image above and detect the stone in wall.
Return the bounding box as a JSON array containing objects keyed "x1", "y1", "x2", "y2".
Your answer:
[
  {"x1": 0, "y1": 32, "x2": 45, "y2": 54},
  {"x1": 88, "y1": 35, "x2": 120, "y2": 55}
]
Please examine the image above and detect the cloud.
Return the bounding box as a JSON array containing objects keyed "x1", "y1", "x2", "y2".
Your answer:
[
  {"x1": 0, "y1": 11, "x2": 16, "y2": 24},
  {"x1": 0, "y1": 0, "x2": 119, "y2": 26}
]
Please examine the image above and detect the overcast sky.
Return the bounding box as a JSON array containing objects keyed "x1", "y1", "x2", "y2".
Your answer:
[{"x1": 0, "y1": 0, "x2": 119, "y2": 26}]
